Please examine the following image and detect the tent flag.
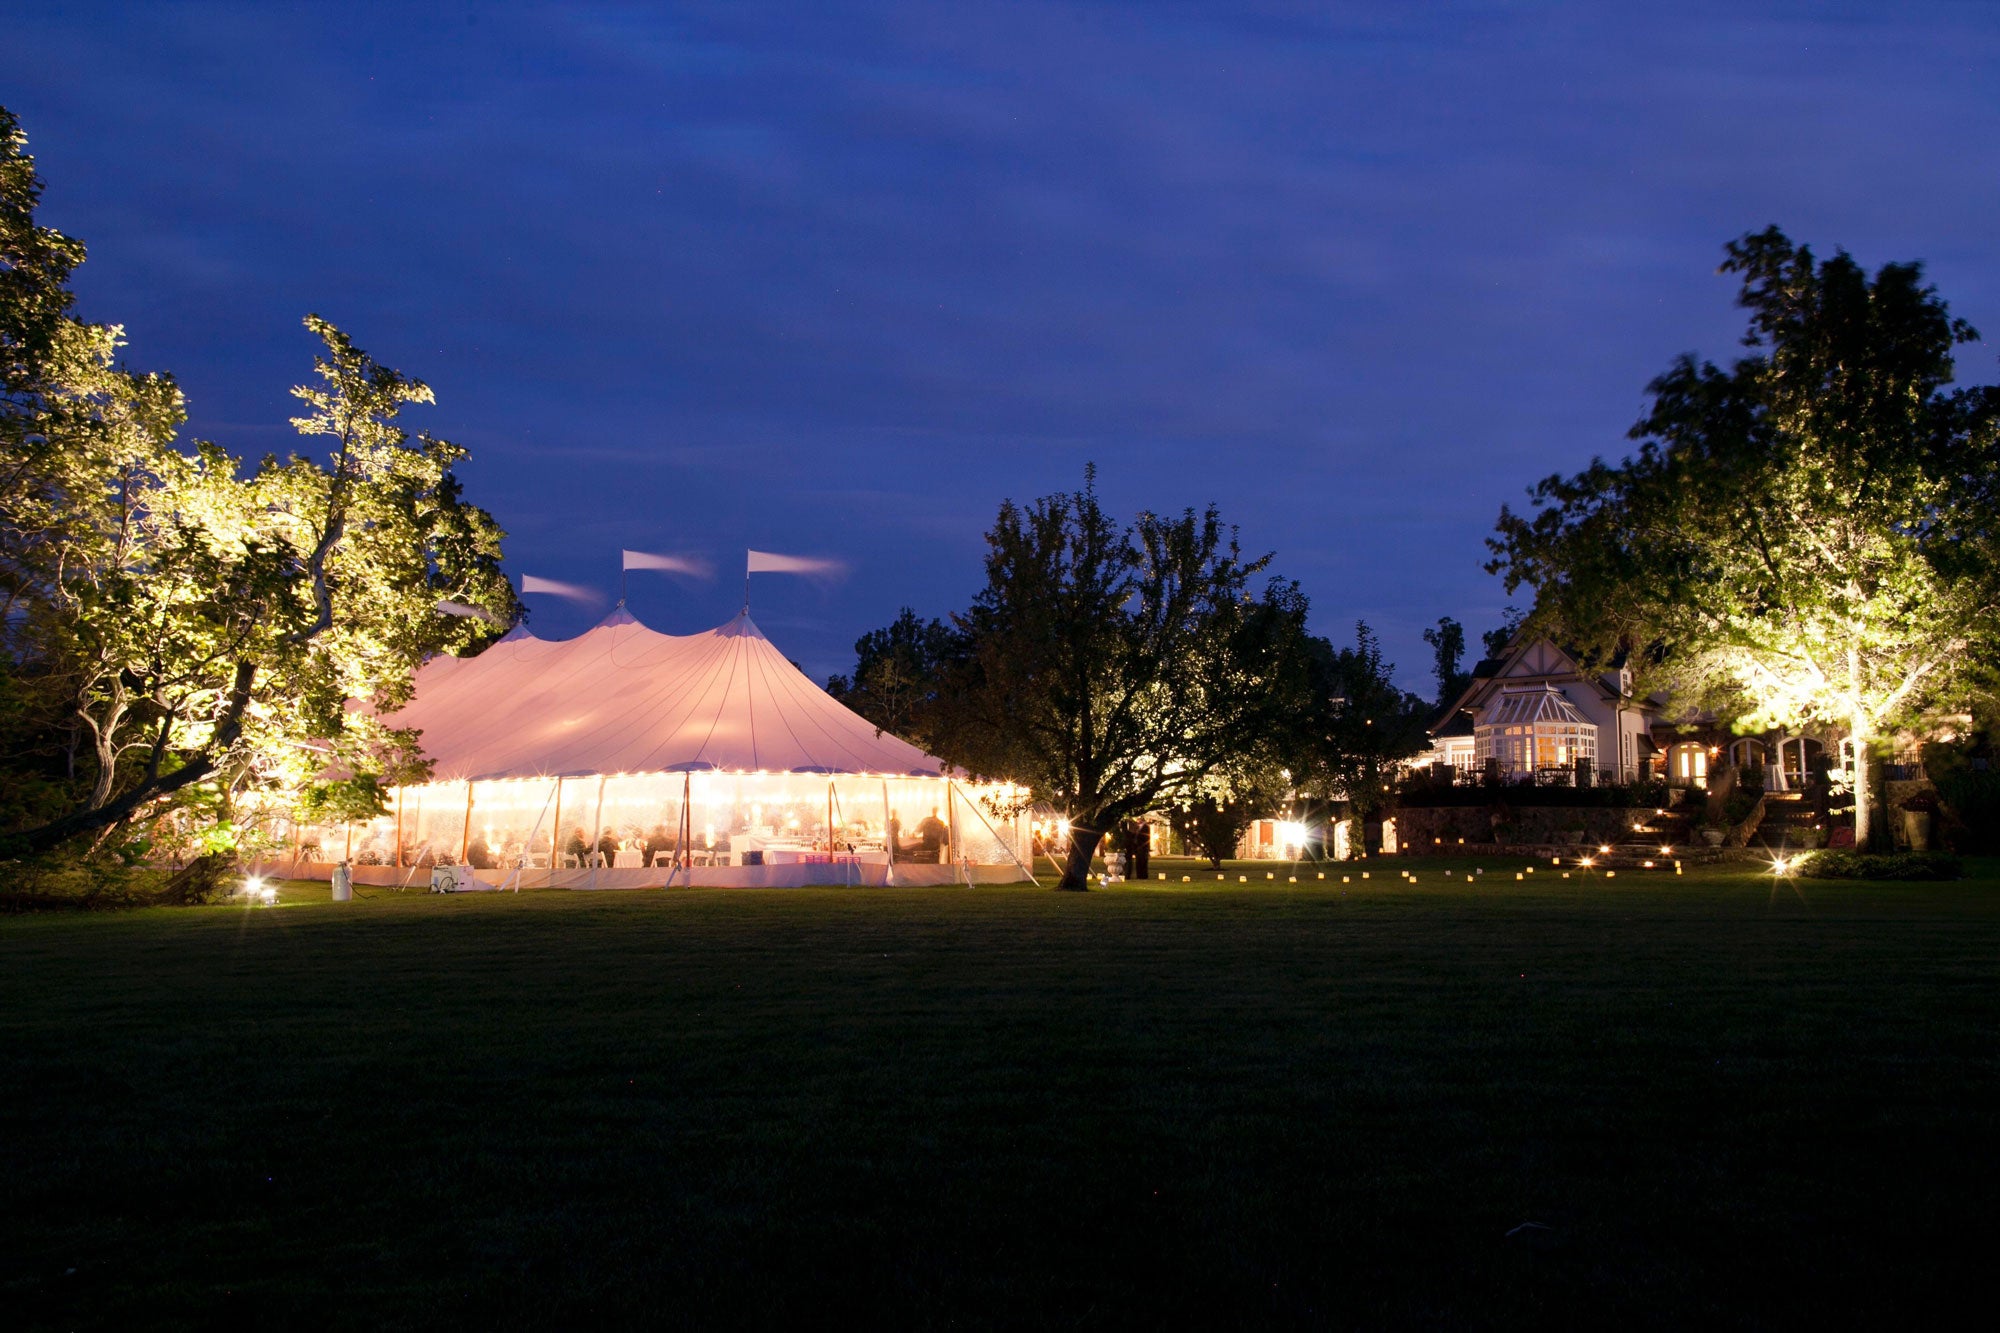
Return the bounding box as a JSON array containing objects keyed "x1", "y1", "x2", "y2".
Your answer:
[
  {"x1": 746, "y1": 550, "x2": 845, "y2": 576},
  {"x1": 623, "y1": 550, "x2": 712, "y2": 577},
  {"x1": 521, "y1": 574, "x2": 601, "y2": 603},
  {"x1": 435, "y1": 598, "x2": 506, "y2": 625}
]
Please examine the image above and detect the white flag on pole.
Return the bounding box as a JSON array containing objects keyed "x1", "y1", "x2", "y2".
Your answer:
[
  {"x1": 746, "y1": 550, "x2": 846, "y2": 576},
  {"x1": 436, "y1": 598, "x2": 506, "y2": 625},
  {"x1": 520, "y1": 574, "x2": 601, "y2": 602},
  {"x1": 622, "y1": 549, "x2": 712, "y2": 577}
]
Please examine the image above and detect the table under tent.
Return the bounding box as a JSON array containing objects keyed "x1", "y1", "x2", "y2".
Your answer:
[{"x1": 269, "y1": 607, "x2": 1034, "y2": 889}]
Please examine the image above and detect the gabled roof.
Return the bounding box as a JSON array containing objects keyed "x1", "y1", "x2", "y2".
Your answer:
[
  {"x1": 1435, "y1": 633, "x2": 1650, "y2": 724},
  {"x1": 383, "y1": 607, "x2": 944, "y2": 781}
]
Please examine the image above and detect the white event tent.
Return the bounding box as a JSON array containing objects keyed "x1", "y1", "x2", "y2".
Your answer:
[{"x1": 277, "y1": 607, "x2": 1033, "y2": 888}]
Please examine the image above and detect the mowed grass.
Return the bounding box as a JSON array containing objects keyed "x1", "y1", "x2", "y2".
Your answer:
[{"x1": 5, "y1": 858, "x2": 1998, "y2": 1329}]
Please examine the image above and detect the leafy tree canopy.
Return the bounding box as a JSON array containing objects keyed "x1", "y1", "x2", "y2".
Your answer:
[
  {"x1": 1488, "y1": 227, "x2": 2000, "y2": 850},
  {"x1": 0, "y1": 106, "x2": 519, "y2": 858},
  {"x1": 1423, "y1": 616, "x2": 1470, "y2": 710},
  {"x1": 825, "y1": 607, "x2": 958, "y2": 746},
  {"x1": 923, "y1": 469, "x2": 1315, "y2": 888},
  {"x1": 1284, "y1": 622, "x2": 1432, "y2": 828}
]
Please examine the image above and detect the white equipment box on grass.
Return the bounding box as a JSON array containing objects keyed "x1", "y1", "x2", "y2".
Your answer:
[{"x1": 428, "y1": 865, "x2": 490, "y2": 893}]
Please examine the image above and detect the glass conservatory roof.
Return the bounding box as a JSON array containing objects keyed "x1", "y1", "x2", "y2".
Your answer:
[{"x1": 1481, "y1": 686, "x2": 1593, "y2": 729}]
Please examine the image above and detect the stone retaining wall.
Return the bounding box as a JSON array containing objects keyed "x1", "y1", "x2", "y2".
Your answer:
[{"x1": 1394, "y1": 804, "x2": 1660, "y2": 853}]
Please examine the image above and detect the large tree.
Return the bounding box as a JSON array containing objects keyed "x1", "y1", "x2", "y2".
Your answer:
[
  {"x1": 0, "y1": 108, "x2": 518, "y2": 858},
  {"x1": 1286, "y1": 623, "x2": 1432, "y2": 838},
  {"x1": 825, "y1": 607, "x2": 958, "y2": 746},
  {"x1": 928, "y1": 471, "x2": 1314, "y2": 889},
  {"x1": 1422, "y1": 616, "x2": 1470, "y2": 710},
  {"x1": 1488, "y1": 228, "x2": 2000, "y2": 850}
]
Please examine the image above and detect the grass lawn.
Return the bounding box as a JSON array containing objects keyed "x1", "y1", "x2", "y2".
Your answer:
[{"x1": 5, "y1": 855, "x2": 1997, "y2": 1328}]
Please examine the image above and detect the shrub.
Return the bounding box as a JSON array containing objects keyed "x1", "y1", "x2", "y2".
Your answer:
[
  {"x1": 1921, "y1": 740, "x2": 2000, "y2": 853},
  {"x1": 0, "y1": 852, "x2": 239, "y2": 912},
  {"x1": 1794, "y1": 849, "x2": 1962, "y2": 881},
  {"x1": 1722, "y1": 791, "x2": 1760, "y2": 826}
]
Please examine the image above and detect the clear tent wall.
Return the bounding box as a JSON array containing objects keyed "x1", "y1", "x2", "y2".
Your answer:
[{"x1": 274, "y1": 770, "x2": 1031, "y2": 886}]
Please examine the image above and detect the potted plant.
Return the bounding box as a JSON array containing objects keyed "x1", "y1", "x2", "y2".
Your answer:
[
  {"x1": 1899, "y1": 789, "x2": 1940, "y2": 852},
  {"x1": 1795, "y1": 825, "x2": 1825, "y2": 850},
  {"x1": 1559, "y1": 821, "x2": 1586, "y2": 846},
  {"x1": 1699, "y1": 821, "x2": 1727, "y2": 848}
]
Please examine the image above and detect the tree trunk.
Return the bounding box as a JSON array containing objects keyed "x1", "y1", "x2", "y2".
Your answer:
[
  {"x1": 1850, "y1": 714, "x2": 1874, "y2": 853},
  {"x1": 1058, "y1": 826, "x2": 1102, "y2": 890},
  {"x1": 8, "y1": 659, "x2": 258, "y2": 857}
]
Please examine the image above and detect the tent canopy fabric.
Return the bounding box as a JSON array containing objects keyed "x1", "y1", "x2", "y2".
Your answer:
[{"x1": 386, "y1": 607, "x2": 944, "y2": 781}]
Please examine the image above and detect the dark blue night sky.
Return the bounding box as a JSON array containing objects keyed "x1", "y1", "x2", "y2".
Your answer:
[{"x1": 11, "y1": 2, "x2": 1998, "y2": 688}]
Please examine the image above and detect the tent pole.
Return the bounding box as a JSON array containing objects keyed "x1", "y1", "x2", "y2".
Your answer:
[
  {"x1": 394, "y1": 786, "x2": 404, "y2": 867},
  {"x1": 550, "y1": 777, "x2": 563, "y2": 882},
  {"x1": 460, "y1": 782, "x2": 475, "y2": 864},
  {"x1": 399, "y1": 787, "x2": 426, "y2": 889},
  {"x1": 946, "y1": 781, "x2": 961, "y2": 884},
  {"x1": 882, "y1": 779, "x2": 894, "y2": 886},
  {"x1": 589, "y1": 774, "x2": 606, "y2": 890},
  {"x1": 674, "y1": 770, "x2": 691, "y2": 887}
]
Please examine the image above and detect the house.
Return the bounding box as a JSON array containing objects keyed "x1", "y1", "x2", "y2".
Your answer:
[
  {"x1": 1425, "y1": 638, "x2": 1656, "y2": 785},
  {"x1": 1424, "y1": 634, "x2": 1856, "y2": 792}
]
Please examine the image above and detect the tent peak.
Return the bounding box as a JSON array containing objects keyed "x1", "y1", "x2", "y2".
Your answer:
[
  {"x1": 594, "y1": 603, "x2": 640, "y2": 630},
  {"x1": 716, "y1": 610, "x2": 766, "y2": 640}
]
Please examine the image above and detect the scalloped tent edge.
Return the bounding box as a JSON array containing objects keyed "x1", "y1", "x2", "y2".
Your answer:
[{"x1": 384, "y1": 605, "x2": 947, "y2": 781}]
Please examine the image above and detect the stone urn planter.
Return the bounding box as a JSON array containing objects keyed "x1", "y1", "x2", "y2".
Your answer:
[
  {"x1": 1903, "y1": 810, "x2": 1933, "y2": 852},
  {"x1": 1699, "y1": 827, "x2": 1726, "y2": 848}
]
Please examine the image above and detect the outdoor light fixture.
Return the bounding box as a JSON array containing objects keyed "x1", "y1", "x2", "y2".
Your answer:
[{"x1": 1579, "y1": 857, "x2": 1595, "y2": 868}]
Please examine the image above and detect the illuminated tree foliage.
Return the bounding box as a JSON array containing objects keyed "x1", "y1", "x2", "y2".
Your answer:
[
  {"x1": 0, "y1": 108, "x2": 518, "y2": 857},
  {"x1": 927, "y1": 470, "x2": 1314, "y2": 889},
  {"x1": 1167, "y1": 770, "x2": 1289, "y2": 870},
  {"x1": 1489, "y1": 228, "x2": 2000, "y2": 850}
]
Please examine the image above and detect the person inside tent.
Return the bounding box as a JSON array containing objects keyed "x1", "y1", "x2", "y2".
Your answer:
[
  {"x1": 644, "y1": 823, "x2": 676, "y2": 868},
  {"x1": 564, "y1": 827, "x2": 589, "y2": 868},
  {"x1": 915, "y1": 808, "x2": 948, "y2": 864},
  {"x1": 597, "y1": 829, "x2": 621, "y2": 867},
  {"x1": 464, "y1": 833, "x2": 495, "y2": 870}
]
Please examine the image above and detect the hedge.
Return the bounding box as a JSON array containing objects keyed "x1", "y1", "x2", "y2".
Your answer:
[{"x1": 1794, "y1": 850, "x2": 1963, "y2": 881}]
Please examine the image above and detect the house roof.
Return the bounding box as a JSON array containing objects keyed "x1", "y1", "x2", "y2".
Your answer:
[
  {"x1": 1483, "y1": 685, "x2": 1593, "y2": 728},
  {"x1": 1435, "y1": 632, "x2": 1652, "y2": 724}
]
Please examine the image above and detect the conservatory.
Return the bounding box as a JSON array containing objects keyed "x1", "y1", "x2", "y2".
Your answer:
[
  {"x1": 268, "y1": 608, "x2": 1034, "y2": 888},
  {"x1": 1473, "y1": 684, "x2": 1599, "y2": 782}
]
